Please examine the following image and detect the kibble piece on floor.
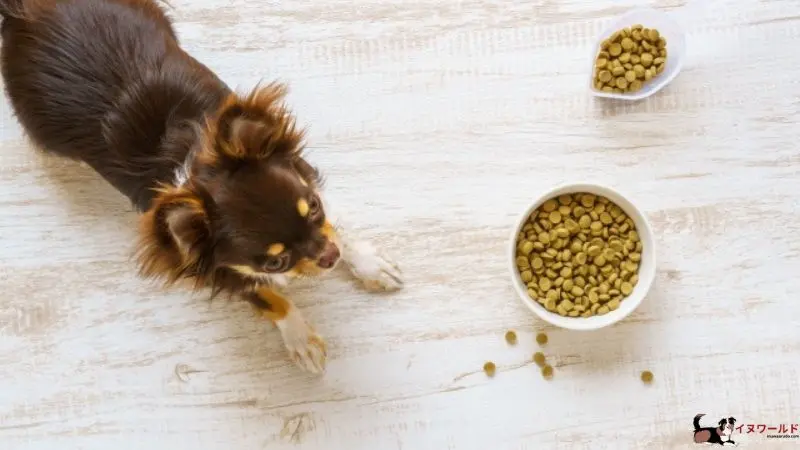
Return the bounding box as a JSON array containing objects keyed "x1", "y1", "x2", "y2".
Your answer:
[
  {"x1": 505, "y1": 330, "x2": 517, "y2": 345},
  {"x1": 542, "y1": 365, "x2": 554, "y2": 379},
  {"x1": 640, "y1": 370, "x2": 654, "y2": 383},
  {"x1": 536, "y1": 332, "x2": 548, "y2": 345},
  {"x1": 533, "y1": 352, "x2": 546, "y2": 367},
  {"x1": 483, "y1": 362, "x2": 497, "y2": 377}
]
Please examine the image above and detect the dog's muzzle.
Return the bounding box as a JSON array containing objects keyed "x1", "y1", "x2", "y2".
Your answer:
[{"x1": 317, "y1": 241, "x2": 340, "y2": 269}]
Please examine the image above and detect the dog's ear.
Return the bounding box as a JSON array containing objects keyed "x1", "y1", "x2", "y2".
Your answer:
[
  {"x1": 135, "y1": 184, "x2": 215, "y2": 285},
  {"x1": 719, "y1": 419, "x2": 727, "y2": 428},
  {"x1": 163, "y1": 199, "x2": 211, "y2": 257},
  {"x1": 204, "y1": 82, "x2": 304, "y2": 165},
  {"x1": 728, "y1": 417, "x2": 736, "y2": 424}
]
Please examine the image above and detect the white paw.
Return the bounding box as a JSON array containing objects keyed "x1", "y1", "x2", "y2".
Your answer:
[
  {"x1": 276, "y1": 309, "x2": 327, "y2": 374},
  {"x1": 268, "y1": 273, "x2": 290, "y2": 288},
  {"x1": 344, "y1": 240, "x2": 404, "y2": 292}
]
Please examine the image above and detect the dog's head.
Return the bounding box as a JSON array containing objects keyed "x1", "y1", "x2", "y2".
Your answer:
[{"x1": 136, "y1": 83, "x2": 341, "y2": 289}]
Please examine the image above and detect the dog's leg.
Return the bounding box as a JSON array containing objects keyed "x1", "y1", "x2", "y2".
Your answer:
[
  {"x1": 337, "y1": 225, "x2": 403, "y2": 292},
  {"x1": 245, "y1": 287, "x2": 327, "y2": 374}
]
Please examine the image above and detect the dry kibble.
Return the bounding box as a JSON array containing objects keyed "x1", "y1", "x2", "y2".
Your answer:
[
  {"x1": 483, "y1": 361, "x2": 497, "y2": 377},
  {"x1": 592, "y1": 24, "x2": 668, "y2": 94},
  {"x1": 516, "y1": 192, "x2": 643, "y2": 319},
  {"x1": 624, "y1": 71, "x2": 636, "y2": 83},
  {"x1": 505, "y1": 330, "x2": 517, "y2": 345},
  {"x1": 641, "y1": 370, "x2": 654, "y2": 383},
  {"x1": 536, "y1": 332, "x2": 548, "y2": 345},
  {"x1": 621, "y1": 37, "x2": 634, "y2": 50},
  {"x1": 621, "y1": 281, "x2": 633, "y2": 295},
  {"x1": 521, "y1": 240, "x2": 534, "y2": 255},
  {"x1": 533, "y1": 352, "x2": 546, "y2": 366},
  {"x1": 542, "y1": 365, "x2": 554, "y2": 379}
]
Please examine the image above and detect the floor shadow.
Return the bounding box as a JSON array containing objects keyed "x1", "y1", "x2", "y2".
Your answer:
[{"x1": 34, "y1": 150, "x2": 139, "y2": 234}]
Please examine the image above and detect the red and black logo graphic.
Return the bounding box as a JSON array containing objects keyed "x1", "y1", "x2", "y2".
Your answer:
[{"x1": 693, "y1": 414, "x2": 737, "y2": 446}]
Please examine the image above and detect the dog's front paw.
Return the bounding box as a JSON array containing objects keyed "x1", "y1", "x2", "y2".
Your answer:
[
  {"x1": 344, "y1": 240, "x2": 403, "y2": 292},
  {"x1": 276, "y1": 309, "x2": 327, "y2": 374}
]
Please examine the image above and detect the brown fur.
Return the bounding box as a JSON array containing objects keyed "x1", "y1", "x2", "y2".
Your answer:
[
  {"x1": 694, "y1": 430, "x2": 712, "y2": 443},
  {"x1": 1, "y1": 0, "x2": 340, "y2": 312}
]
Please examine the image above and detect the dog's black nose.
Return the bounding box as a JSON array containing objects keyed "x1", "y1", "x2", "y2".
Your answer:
[{"x1": 318, "y1": 242, "x2": 340, "y2": 269}]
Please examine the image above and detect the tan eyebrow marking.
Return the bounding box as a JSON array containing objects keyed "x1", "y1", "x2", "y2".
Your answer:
[
  {"x1": 297, "y1": 199, "x2": 309, "y2": 217},
  {"x1": 267, "y1": 243, "x2": 285, "y2": 256}
]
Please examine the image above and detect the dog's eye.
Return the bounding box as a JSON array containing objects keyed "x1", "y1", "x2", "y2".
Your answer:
[
  {"x1": 308, "y1": 195, "x2": 322, "y2": 217},
  {"x1": 263, "y1": 253, "x2": 290, "y2": 272}
]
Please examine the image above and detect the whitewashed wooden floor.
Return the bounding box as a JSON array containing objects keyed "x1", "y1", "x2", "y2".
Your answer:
[{"x1": 2, "y1": 0, "x2": 800, "y2": 449}]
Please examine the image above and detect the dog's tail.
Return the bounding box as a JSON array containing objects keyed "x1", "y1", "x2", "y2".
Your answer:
[{"x1": 693, "y1": 414, "x2": 705, "y2": 431}]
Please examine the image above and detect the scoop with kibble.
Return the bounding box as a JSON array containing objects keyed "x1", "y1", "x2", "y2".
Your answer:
[{"x1": 592, "y1": 24, "x2": 668, "y2": 94}]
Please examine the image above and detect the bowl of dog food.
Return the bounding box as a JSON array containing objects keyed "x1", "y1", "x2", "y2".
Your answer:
[
  {"x1": 508, "y1": 183, "x2": 656, "y2": 330},
  {"x1": 588, "y1": 8, "x2": 686, "y2": 100}
]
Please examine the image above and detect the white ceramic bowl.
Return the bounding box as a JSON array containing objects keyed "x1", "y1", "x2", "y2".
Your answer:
[
  {"x1": 508, "y1": 183, "x2": 656, "y2": 330},
  {"x1": 588, "y1": 8, "x2": 686, "y2": 101}
]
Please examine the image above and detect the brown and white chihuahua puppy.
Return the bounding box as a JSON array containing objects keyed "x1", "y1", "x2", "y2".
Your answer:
[{"x1": 0, "y1": 0, "x2": 403, "y2": 374}]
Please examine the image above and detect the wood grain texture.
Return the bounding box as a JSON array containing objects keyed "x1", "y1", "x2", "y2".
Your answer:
[{"x1": 2, "y1": 0, "x2": 800, "y2": 448}]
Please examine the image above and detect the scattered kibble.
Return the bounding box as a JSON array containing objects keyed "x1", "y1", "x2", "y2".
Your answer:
[
  {"x1": 515, "y1": 193, "x2": 643, "y2": 318},
  {"x1": 536, "y1": 332, "x2": 548, "y2": 345},
  {"x1": 533, "y1": 352, "x2": 546, "y2": 367},
  {"x1": 483, "y1": 361, "x2": 497, "y2": 377},
  {"x1": 505, "y1": 330, "x2": 517, "y2": 345},
  {"x1": 641, "y1": 370, "x2": 654, "y2": 383},
  {"x1": 592, "y1": 24, "x2": 668, "y2": 94},
  {"x1": 541, "y1": 364, "x2": 554, "y2": 379}
]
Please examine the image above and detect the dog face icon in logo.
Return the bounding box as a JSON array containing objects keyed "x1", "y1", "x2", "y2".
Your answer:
[{"x1": 693, "y1": 414, "x2": 737, "y2": 446}]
